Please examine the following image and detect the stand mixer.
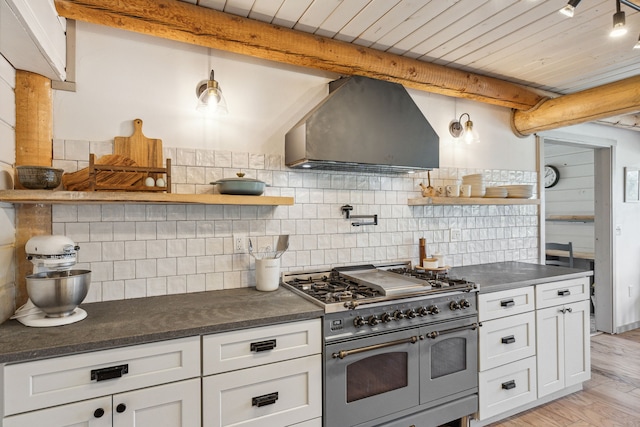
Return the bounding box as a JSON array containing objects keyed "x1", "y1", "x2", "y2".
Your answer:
[{"x1": 12, "y1": 235, "x2": 91, "y2": 327}]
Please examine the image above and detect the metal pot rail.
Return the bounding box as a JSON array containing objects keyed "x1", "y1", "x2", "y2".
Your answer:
[{"x1": 331, "y1": 335, "x2": 420, "y2": 359}]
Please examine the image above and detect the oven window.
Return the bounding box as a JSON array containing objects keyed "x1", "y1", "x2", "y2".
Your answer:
[
  {"x1": 346, "y1": 352, "x2": 408, "y2": 402},
  {"x1": 431, "y1": 337, "x2": 466, "y2": 379}
]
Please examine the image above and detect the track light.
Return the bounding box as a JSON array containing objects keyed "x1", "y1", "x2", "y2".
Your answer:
[
  {"x1": 449, "y1": 113, "x2": 480, "y2": 144},
  {"x1": 610, "y1": 1, "x2": 627, "y2": 37},
  {"x1": 559, "y1": 0, "x2": 581, "y2": 17},
  {"x1": 196, "y1": 69, "x2": 228, "y2": 115},
  {"x1": 635, "y1": 34, "x2": 640, "y2": 49}
]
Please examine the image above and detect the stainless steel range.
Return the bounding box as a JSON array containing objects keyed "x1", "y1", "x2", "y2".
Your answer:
[{"x1": 282, "y1": 262, "x2": 480, "y2": 427}]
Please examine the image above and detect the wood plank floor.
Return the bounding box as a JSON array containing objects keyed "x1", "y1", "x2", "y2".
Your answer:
[{"x1": 488, "y1": 329, "x2": 640, "y2": 427}]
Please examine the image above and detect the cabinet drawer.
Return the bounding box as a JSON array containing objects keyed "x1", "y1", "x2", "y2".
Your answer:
[
  {"x1": 202, "y1": 319, "x2": 321, "y2": 375},
  {"x1": 478, "y1": 356, "x2": 537, "y2": 420},
  {"x1": 536, "y1": 277, "x2": 589, "y2": 309},
  {"x1": 479, "y1": 311, "x2": 536, "y2": 371},
  {"x1": 3, "y1": 336, "x2": 200, "y2": 416},
  {"x1": 203, "y1": 354, "x2": 322, "y2": 427},
  {"x1": 3, "y1": 396, "x2": 112, "y2": 427},
  {"x1": 478, "y1": 287, "x2": 535, "y2": 321}
]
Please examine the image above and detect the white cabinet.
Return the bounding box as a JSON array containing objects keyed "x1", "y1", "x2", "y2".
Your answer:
[
  {"x1": 536, "y1": 299, "x2": 591, "y2": 397},
  {"x1": 3, "y1": 378, "x2": 201, "y2": 427},
  {"x1": 202, "y1": 319, "x2": 323, "y2": 427},
  {"x1": 2, "y1": 337, "x2": 201, "y2": 426},
  {"x1": 477, "y1": 287, "x2": 537, "y2": 420}
]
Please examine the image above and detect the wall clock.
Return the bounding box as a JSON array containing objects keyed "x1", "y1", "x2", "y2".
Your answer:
[{"x1": 544, "y1": 165, "x2": 560, "y2": 188}]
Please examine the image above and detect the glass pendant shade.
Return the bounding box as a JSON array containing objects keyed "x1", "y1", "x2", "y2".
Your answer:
[{"x1": 195, "y1": 70, "x2": 228, "y2": 115}]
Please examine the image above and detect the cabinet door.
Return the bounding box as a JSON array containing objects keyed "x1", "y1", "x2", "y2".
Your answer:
[
  {"x1": 112, "y1": 378, "x2": 200, "y2": 427},
  {"x1": 536, "y1": 305, "x2": 564, "y2": 398},
  {"x1": 3, "y1": 396, "x2": 112, "y2": 427},
  {"x1": 564, "y1": 300, "x2": 591, "y2": 387}
]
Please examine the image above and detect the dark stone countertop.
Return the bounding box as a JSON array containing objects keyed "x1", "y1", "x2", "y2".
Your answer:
[
  {"x1": 0, "y1": 286, "x2": 323, "y2": 364},
  {"x1": 448, "y1": 261, "x2": 593, "y2": 294}
]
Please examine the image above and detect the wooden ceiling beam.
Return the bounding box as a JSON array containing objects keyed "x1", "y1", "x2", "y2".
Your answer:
[
  {"x1": 511, "y1": 75, "x2": 640, "y2": 136},
  {"x1": 53, "y1": 0, "x2": 544, "y2": 111}
]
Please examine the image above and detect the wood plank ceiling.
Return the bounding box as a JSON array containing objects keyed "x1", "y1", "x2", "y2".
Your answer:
[{"x1": 56, "y1": 0, "x2": 640, "y2": 132}]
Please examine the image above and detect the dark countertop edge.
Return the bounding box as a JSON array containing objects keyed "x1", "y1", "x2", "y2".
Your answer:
[
  {"x1": 476, "y1": 270, "x2": 593, "y2": 294},
  {"x1": 0, "y1": 311, "x2": 321, "y2": 364}
]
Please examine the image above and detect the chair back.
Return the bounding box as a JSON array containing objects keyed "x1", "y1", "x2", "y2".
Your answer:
[{"x1": 545, "y1": 242, "x2": 574, "y2": 268}]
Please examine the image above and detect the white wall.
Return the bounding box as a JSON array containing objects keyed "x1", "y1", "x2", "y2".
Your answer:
[
  {"x1": 544, "y1": 143, "x2": 595, "y2": 254},
  {"x1": 0, "y1": 54, "x2": 16, "y2": 322},
  {"x1": 53, "y1": 22, "x2": 537, "y2": 172}
]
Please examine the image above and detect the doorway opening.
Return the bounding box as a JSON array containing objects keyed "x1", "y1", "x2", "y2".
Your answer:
[{"x1": 538, "y1": 133, "x2": 614, "y2": 334}]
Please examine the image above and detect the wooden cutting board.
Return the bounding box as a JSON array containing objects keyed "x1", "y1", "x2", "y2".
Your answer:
[{"x1": 114, "y1": 119, "x2": 163, "y2": 169}]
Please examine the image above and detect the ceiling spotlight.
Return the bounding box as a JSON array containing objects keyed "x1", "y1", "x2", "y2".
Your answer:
[
  {"x1": 559, "y1": 0, "x2": 581, "y2": 17},
  {"x1": 610, "y1": 1, "x2": 628, "y2": 37},
  {"x1": 449, "y1": 113, "x2": 480, "y2": 144},
  {"x1": 196, "y1": 69, "x2": 228, "y2": 115},
  {"x1": 635, "y1": 34, "x2": 640, "y2": 49}
]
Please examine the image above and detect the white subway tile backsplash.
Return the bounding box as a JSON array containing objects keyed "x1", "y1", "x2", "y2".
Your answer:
[{"x1": 52, "y1": 142, "x2": 538, "y2": 302}]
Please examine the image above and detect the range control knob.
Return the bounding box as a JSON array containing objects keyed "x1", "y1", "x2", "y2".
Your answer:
[
  {"x1": 428, "y1": 305, "x2": 440, "y2": 315},
  {"x1": 418, "y1": 307, "x2": 429, "y2": 316},
  {"x1": 368, "y1": 315, "x2": 381, "y2": 326},
  {"x1": 393, "y1": 310, "x2": 406, "y2": 320},
  {"x1": 381, "y1": 312, "x2": 392, "y2": 323},
  {"x1": 405, "y1": 309, "x2": 417, "y2": 319},
  {"x1": 450, "y1": 301, "x2": 461, "y2": 311},
  {"x1": 459, "y1": 299, "x2": 471, "y2": 309},
  {"x1": 354, "y1": 316, "x2": 366, "y2": 328}
]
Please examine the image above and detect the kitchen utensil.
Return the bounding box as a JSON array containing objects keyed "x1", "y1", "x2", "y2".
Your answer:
[
  {"x1": 26, "y1": 269, "x2": 91, "y2": 317},
  {"x1": 275, "y1": 235, "x2": 289, "y2": 258},
  {"x1": 16, "y1": 166, "x2": 63, "y2": 189},
  {"x1": 249, "y1": 238, "x2": 255, "y2": 258},
  {"x1": 418, "y1": 238, "x2": 426, "y2": 264},
  {"x1": 62, "y1": 154, "x2": 143, "y2": 191},
  {"x1": 211, "y1": 172, "x2": 268, "y2": 195},
  {"x1": 445, "y1": 184, "x2": 460, "y2": 197},
  {"x1": 114, "y1": 118, "x2": 163, "y2": 180}
]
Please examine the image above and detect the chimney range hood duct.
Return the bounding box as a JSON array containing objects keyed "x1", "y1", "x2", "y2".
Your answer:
[{"x1": 285, "y1": 76, "x2": 439, "y2": 174}]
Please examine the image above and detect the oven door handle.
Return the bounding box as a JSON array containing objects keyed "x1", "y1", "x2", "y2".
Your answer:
[
  {"x1": 331, "y1": 335, "x2": 421, "y2": 359},
  {"x1": 424, "y1": 322, "x2": 481, "y2": 339}
]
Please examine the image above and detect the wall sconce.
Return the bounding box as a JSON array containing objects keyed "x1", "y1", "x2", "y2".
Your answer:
[
  {"x1": 196, "y1": 69, "x2": 228, "y2": 115},
  {"x1": 449, "y1": 113, "x2": 480, "y2": 144}
]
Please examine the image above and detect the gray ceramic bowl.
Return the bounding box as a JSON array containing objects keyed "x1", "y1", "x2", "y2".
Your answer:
[
  {"x1": 16, "y1": 166, "x2": 63, "y2": 189},
  {"x1": 26, "y1": 270, "x2": 91, "y2": 317}
]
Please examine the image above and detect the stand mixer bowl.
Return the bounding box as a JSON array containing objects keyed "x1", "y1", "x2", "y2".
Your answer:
[{"x1": 26, "y1": 269, "x2": 91, "y2": 317}]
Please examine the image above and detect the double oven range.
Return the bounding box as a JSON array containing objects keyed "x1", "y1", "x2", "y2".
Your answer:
[{"x1": 282, "y1": 262, "x2": 480, "y2": 427}]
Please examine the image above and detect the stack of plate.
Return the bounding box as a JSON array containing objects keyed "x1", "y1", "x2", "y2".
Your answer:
[
  {"x1": 484, "y1": 186, "x2": 508, "y2": 198},
  {"x1": 500, "y1": 184, "x2": 534, "y2": 199},
  {"x1": 462, "y1": 174, "x2": 485, "y2": 197}
]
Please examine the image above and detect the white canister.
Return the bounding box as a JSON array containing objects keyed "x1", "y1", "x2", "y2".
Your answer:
[
  {"x1": 433, "y1": 252, "x2": 445, "y2": 267},
  {"x1": 255, "y1": 258, "x2": 281, "y2": 292}
]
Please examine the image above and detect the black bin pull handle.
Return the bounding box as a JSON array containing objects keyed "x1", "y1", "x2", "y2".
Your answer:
[
  {"x1": 252, "y1": 392, "x2": 279, "y2": 407},
  {"x1": 250, "y1": 339, "x2": 277, "y2": 352},
  {"x1": 557, "y1": 289, "x2": 571, "y2": 296},
  {"x1": 502, "y1": 380, "x2": 516, "y2": 390},
  {"x1": 91, "y1": 364, "x2": 128, "y2": 382},
  {"x1": 501, "y1": 335, "x2": 516, "y2": 344},
  {"x1": 500, "y1": 299, "x2": 515, "y2": 308}
]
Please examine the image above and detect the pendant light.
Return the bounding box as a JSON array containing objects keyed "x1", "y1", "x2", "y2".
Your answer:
[
  {"x1": 610, "y1": 0, "x2": 627, "y2": 37},
  {"x1": 195, "y1": 69, "x2": 228, "y2": 115}
]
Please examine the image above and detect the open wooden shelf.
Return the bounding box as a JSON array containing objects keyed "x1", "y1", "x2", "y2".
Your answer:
[
  {"x1": 545, "y1": 214, "x2": 594, "y2": 222},
  {"x1": 0, "y1": 190, "x2": 294, "y2": 206},
  {"x1": 408, "y1": 196, "x2": 540, "y2": 206}
]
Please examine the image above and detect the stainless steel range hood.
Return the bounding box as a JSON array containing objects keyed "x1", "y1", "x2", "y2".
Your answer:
[{"x1": 285, "y1": 76, "x2": 439, "y2": 173}]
